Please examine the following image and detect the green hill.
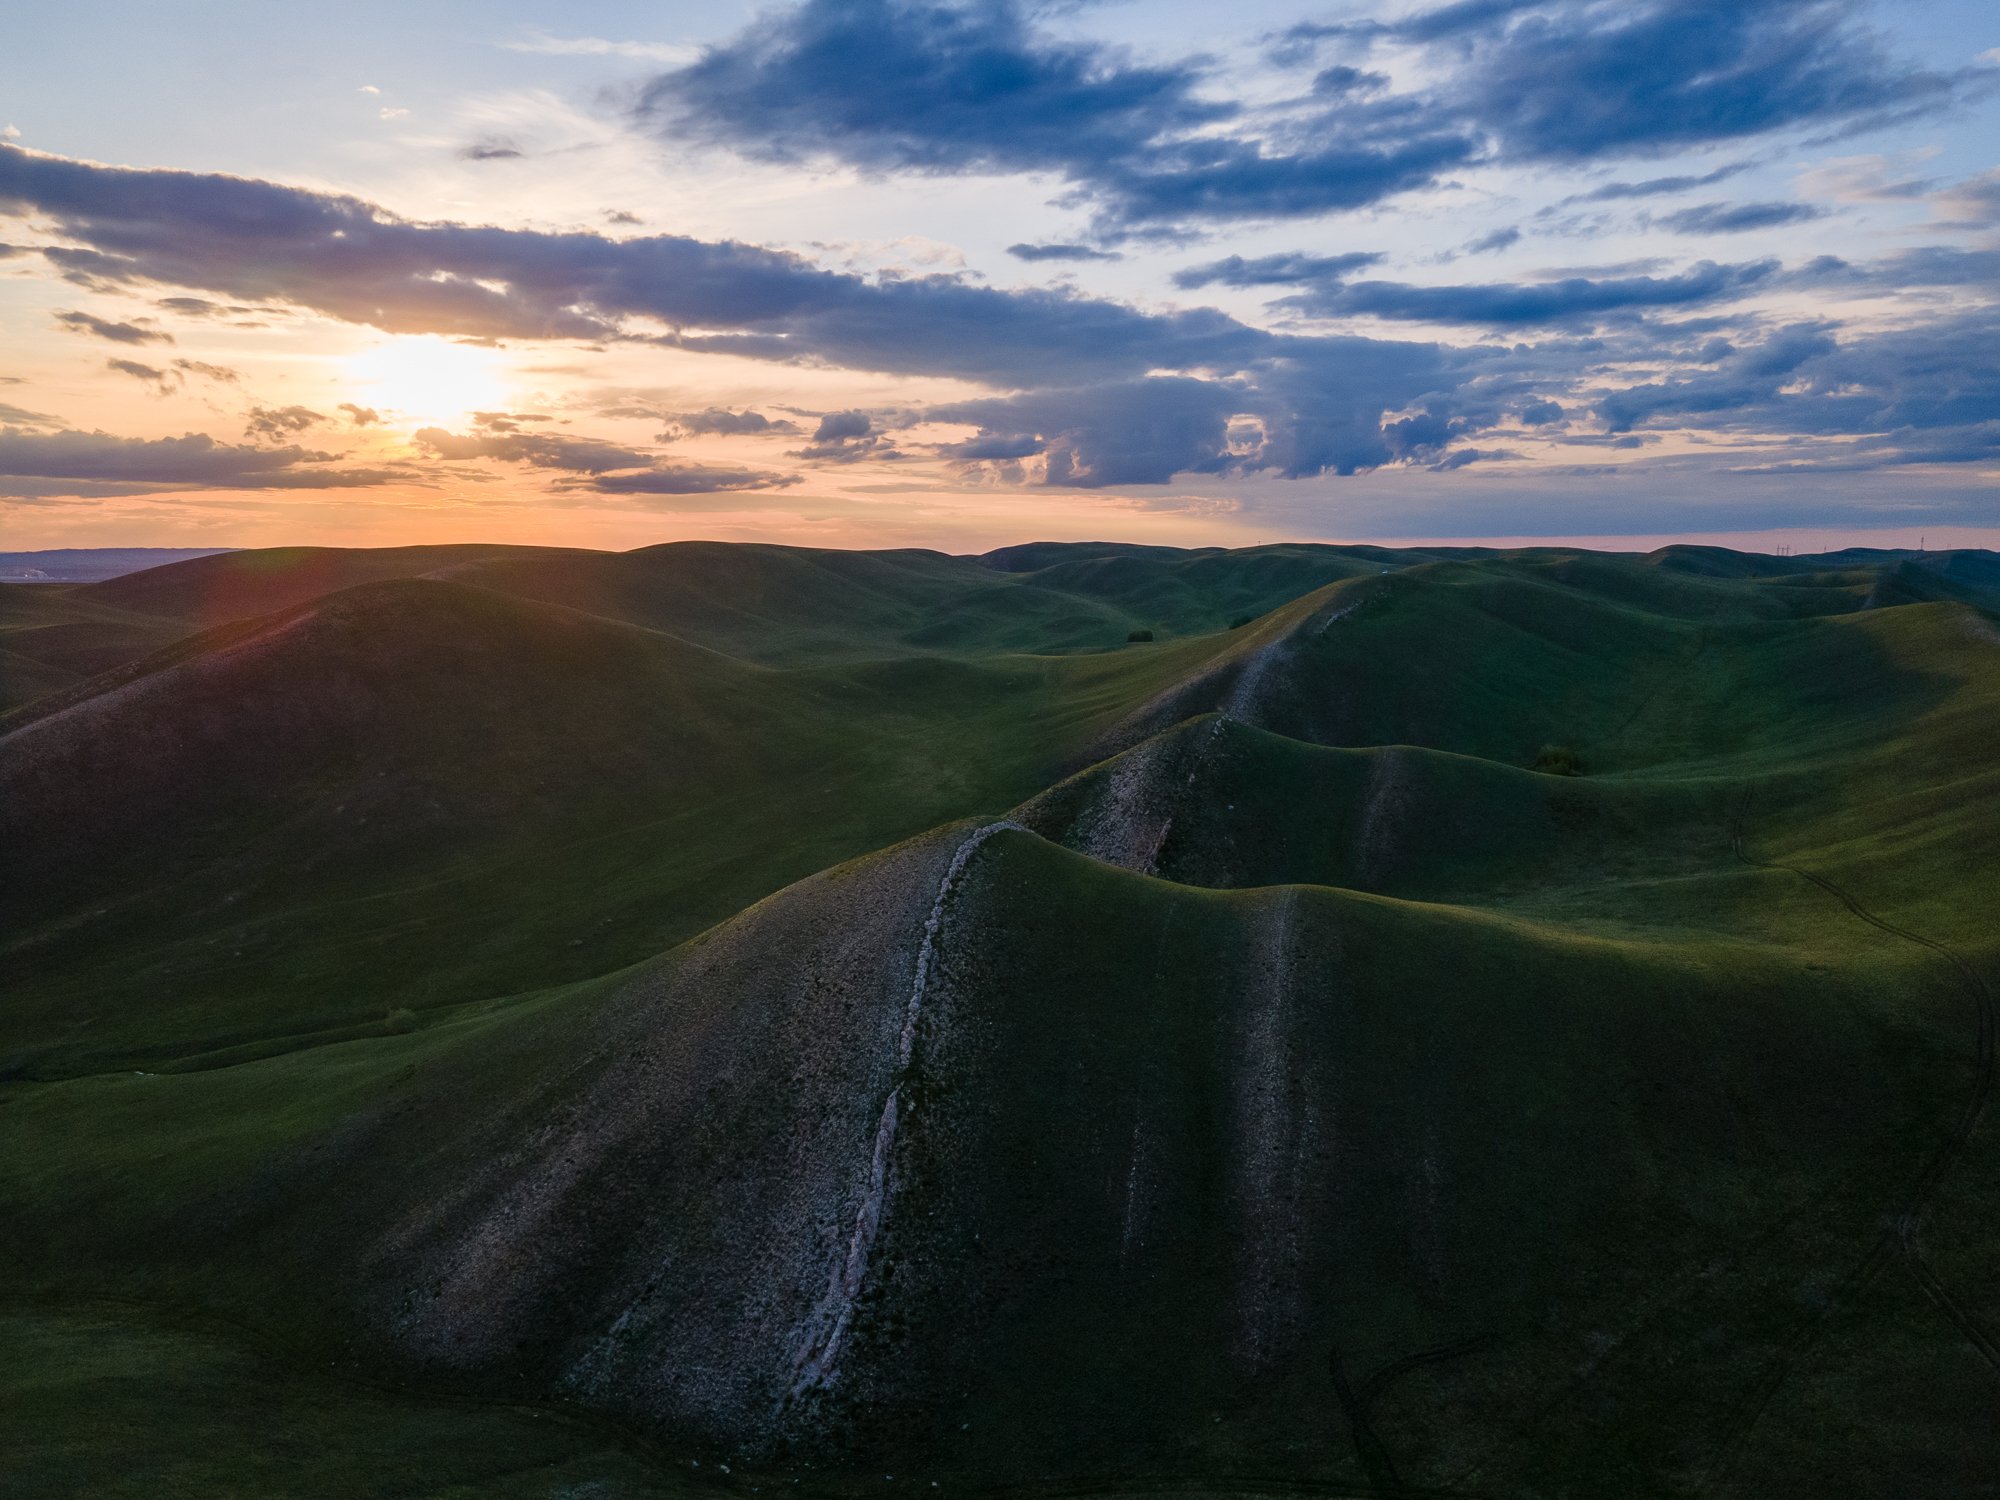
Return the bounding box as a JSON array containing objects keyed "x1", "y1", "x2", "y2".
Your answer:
[{"x1": 3, "y1": 539, "x2": 1998, "y2": 1498}]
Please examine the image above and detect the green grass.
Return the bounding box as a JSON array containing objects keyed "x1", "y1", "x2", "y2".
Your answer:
[{"x1": 2, "y1": 538, "x2": 1999, "y2": 1495}]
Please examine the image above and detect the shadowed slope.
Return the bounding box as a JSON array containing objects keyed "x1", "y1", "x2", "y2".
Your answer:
[
  {"x1": 6, "y1": 542, "x2": 2000, "y2": 1498},
  {"x1": 2, "y1": 824, "x2": 1966, "y2": 1493}
]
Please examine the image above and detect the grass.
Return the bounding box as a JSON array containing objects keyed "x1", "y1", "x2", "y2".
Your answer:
[{"x1": 2, "y1": 538, "x2": 1998, "y2": 1495}]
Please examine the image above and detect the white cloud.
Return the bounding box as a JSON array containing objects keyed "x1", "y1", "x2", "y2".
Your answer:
[
  {"x1": 2, "y1": 125, "x2": 19, "y2": 140},
  {"x1": 379, "y1": 107, "x2": 411, "y2": 121},
  {"x1": 502, "y1": 29, "x2": 700, "y2": 66},
  {"x1": 358, "y1": 85, "x2": 381, "y2": 95}
]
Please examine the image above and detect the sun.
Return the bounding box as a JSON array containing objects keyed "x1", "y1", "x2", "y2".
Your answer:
[{"x1": 343, "y1": 336, "x2": 509, "y2": 427}]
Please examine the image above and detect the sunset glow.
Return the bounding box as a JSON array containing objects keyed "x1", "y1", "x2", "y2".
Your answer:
[
  {"x1": 1, "y1": 1, "x2": 1995, "y2": 552},
  {"x1": 342, "y1": 338, "x2": 510, "y2": 429}
]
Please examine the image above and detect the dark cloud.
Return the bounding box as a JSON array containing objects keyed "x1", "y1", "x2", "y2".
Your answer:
[
  {"x1": 0, "y1": 143, "x2": 1279, "y2": 390},
  {"x1": 1568, "y1": 163, "x2": 1754, "y2": 203},
  {"x1": 0, "y1": 401, "x2": 58, "y2": 425},
  {"x1": 7, "y1": 141, "x2": 1991, "y2": 493},
  {"x1": 1464, "y1": 227, "x2": 1521, "y2": 255},
  {"x1": 932, "y1": 378, "x2": 1241, "y2": 486},
  {"x1": 338, "y1": 403, "x2": 382, "y2": 426},
  {"x1": 103, "y1": 355, "x2": 239, "y2": 393},
  {"x1": 245, "y1": 405, "x2": 326, "y2": 440},
  {"x1": 791, "y1": 408, "x2": 899, "y2": 463},
  {"x1": 1378, "y1": 0, "x2": 1979, "y2": 161},
  {"x1": 53, "y1": 308, "x2": 172, "y2": 344},
  {"x1": 639, "y1": 0, "x2": 1481, "y2": 228},
  {"x1": 1593, "y1": 314, "x2": 2000, "y2": 469},
  {"x1": 1656, "y1": 200, "x2": 1825, "y2": 234},
  {"x1": 1006, "y1": 242, "x2": 1122, "y2": 263},
  {"x1": 642, "y1": 0, "x2": 1981, "y2": 230},
  {"x1": 605, "y1": 210, "x2": 643, "y2": 226},
  {"x1": 1284, "y1": 258, "x2": 1778, "y2": 326},
  {"x1": 0, "y1": 426, "x2": 396, "y2": 488},
  {"x1": 413, "y1": 423, "x2": 800, "y2": 490},
  {"x1": 660, "y1": 407, "x2": 800, "y2": 437},
  {"x1": 105, "y1": 357, "x2": 178, "y2": 393},
  {"x1": 575, "y1": 465, "x2": 800, "y2": 494},
  {"x1": 811, "y1": 410, "x2": 872, "y2": 442},
  {"x1": 1173, "y1": 251, "x2": 1381, "y2": 289},
  {"x1": 154, "y1": 294, "x2": 279, "y2": 321},
  {"x1": 644, "y1": 0, "x2": 1229, "y2": 178},
  {"x1": 470, "y1": 410, "x2": 555, "y2": 433},
  {"x1": 459, "y1": 138, "x2": 526, "y2": 161},
  {"x1": 414, "y1": 427, "x2": 660, "y2": 473}
]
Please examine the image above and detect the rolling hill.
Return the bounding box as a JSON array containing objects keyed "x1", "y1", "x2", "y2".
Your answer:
[{"x1": 3, "y1": 539, "x2": 1998, "y2": 1498}]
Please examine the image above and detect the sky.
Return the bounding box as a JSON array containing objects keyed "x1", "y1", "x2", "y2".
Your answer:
[{"x1": 2, "y1": 0, "x2": 1997, "y2": 554}]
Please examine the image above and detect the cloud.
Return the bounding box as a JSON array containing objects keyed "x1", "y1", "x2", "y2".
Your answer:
[
  {"x1": 338, "y1": 403, "x2": 382, "y2": 426},
  {"x1": 1592, "y1": 314, "x2": 2000, "y2": 469},
  {"x1": 0, "y1": 426, "x2": 397, "y2": 488},
  {"x1": 245, "y1": 404, "x2": 326, "y2": 440},
  {"x1": 53, "y1": 308, "x2": 173, "y2": 344},
  {"x1": 1464, "y1": 227, "x2": 1521, "y2": 255},
  {"x1": 790, "y1": 408, "x2": 900, "y2": 462},
  {"x1": 1283, "y1": 258, "x2": 1779, "y2": 326},
  {"x1": 1172, "y1": 251, "x2": 1381, "y2": 289},
  {"x1": 640, "y1": 0, "x2": 1484, "y2": 229},
  {"x1": 414, "y1": 423, "x2": 802, "y2": 491},
  {"x1": 102, "y1": 355, "x2": 240, "y2": 393},
  {"x1": 933, "y1": 378, "x2": 1242, "y2": 485},
  {"x1": 414, "y1": 427, "x2": 659, "y2": 473},
  {"x1": 1566, "y1": 163, "x2": 1754, "y2": 203},
  {"x1": 658, "y1": 407, "x2": 800, "y2": 437},
  {"x1": 1655, "y1": 200, "x2": 1826, "y2": 234},
  {"x1": 1932, "y1": 168, "x2": 2000, "y2": 228},
  {"x1": 1006, "y1": 242, "x2": 1121, "y2": 263},
  {"x1": 105, "y1": 357, "x2": 179, "y2": 393},
  {"x1": 0, "y1": 142, "x2": 1318, "y2": 397},
  {"x1": 1388, "y1": 0, "x2": 1980, "y2": 161},
  {"x1": 642, "y1": 1, "x2": 1228, "y2": 177},
  {"x1": 0, "y1": 401, "x2": 58, "y2": 426},
  {"x1": 6, "y1": 140, "x2": 1990, "y2": 492},
  {"x1": 577, "y1": 464, "x2": 799, "y2": 495},
  {"x1": 641, "y1": 0, "x2": 1983, "y2": 231},
  {"x1": 504, "y1": 30, "x2": 701, "y2": 64},
  {"x1": 459, "y1": 138, "x2": 526, "y2": 162},
  {"x1": 811, "y1": 410, "x2": 871, "y2": 443}
]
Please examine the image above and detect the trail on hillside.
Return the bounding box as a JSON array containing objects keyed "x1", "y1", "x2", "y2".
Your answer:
[{"x1": 789, "y1": 820, "x2": 1022, "y2": 1400}]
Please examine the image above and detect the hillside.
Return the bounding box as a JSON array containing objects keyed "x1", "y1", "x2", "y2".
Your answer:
[{"x1": 3, "y1": 540, "x2": 1999, "y2": 1498}]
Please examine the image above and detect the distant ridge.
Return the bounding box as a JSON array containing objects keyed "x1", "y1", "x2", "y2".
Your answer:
[{"x1": 0, "y1": 546, "x2": 235, "y2": 583}]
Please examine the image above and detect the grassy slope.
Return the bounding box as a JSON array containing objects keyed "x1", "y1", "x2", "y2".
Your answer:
[{"x1": 3, "y1": 542, "x2": 1999, "y2": 1495}]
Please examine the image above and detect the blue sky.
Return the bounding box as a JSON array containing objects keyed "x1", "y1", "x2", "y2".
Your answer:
[{"x1": 1, "y1": 0, "x2": 1996, "y2": 551}]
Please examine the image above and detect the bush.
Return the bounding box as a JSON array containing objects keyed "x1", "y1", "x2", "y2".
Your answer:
[
  {"x1": 383, "y1": 1007, "x2": 418, "y2": 1034},
  {"x1": 1534, "y1": 744, "x2": 1584, "y2": 777},
  {"x1": 1228, "y1": 614, "x2": 1255, "y2": 629},
  {"x1": 1126, "y1": 629, "x2": 1155, "y2": 643}
]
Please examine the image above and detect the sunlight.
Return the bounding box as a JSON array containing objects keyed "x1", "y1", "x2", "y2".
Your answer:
[{"x1": 343, "y1": 336, "x2": 509, "y2": 427}]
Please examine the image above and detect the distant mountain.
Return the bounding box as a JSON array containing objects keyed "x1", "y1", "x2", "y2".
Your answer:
[
  {"x1": 4, "y1": 540, "x2": 1998, "y2": 1497},
  {"x1": 0, "y1": 546, "x2": 234, "y2": 583}
]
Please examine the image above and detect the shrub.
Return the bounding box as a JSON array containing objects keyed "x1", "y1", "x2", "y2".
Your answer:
[
  {"x1": 1126, "y1": 629, "x2": 1155, "y2": 643},
  {"x1": 384, "y1": 1007, "x2": 418, "y2": 1034},
  {"x1": 1535, "y1": 744, "x2": 1584, "y2": 777}
]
